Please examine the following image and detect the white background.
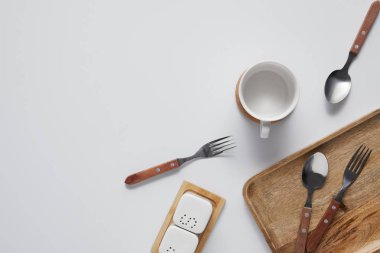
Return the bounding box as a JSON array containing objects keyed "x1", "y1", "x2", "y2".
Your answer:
[{"x1": 1, "y1": 0, "x2": 380, "y2": 252}]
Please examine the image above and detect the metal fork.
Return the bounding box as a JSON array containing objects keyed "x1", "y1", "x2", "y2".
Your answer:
[
  {"x1": 334, "y1": 145, "x2": 372, "y2": 203},
  {"x1": 306, "y1": 145, "x2": 372, "y2": 253},
  {"x1": 125, "y1": 136, "x2": 236, "y2": 185}
]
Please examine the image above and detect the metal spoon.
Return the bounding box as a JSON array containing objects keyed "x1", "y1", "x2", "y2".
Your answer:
[
  {"x1": 295, "y1": 152, "x2": 328, "y2": 253},
  {"x1": 325, "y1": 1, "x2": 380, "y2": 104}
]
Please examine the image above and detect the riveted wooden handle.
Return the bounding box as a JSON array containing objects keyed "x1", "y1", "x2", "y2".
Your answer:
[
  {"x1": 350, "y1": 1, "x2": 380, "y2": 54},
  {"x1": 125, "y1": 159, "x2": 180, "y2": 185},
  {"x1": 295, "y1": 207, "x2": 312, "y2": 253},
  {"x1": 306, "y1": 199, "x2": 341, "y2": 252}
]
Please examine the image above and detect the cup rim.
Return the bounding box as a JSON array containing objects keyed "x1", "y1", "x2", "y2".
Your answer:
[{"x1": 238, "y1": 61, "x2": 299, "y2": 122}]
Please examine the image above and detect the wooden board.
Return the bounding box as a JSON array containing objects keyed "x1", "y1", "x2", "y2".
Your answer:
[
  {"x1": 152, "y1": 181, "x2": 225, "y2": 253},
  {"x1": 243, "y1": 109, "x2": 380, "y2": 253}
]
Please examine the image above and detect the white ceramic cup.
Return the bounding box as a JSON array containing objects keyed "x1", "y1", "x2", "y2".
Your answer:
[{"x1": 236, "y1": 62, "x2": 299, "y2": 138}]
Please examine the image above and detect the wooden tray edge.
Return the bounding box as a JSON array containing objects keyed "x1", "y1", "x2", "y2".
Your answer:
[{"x1": 242, "y1": 108, "x2": 380, "y2": 252}]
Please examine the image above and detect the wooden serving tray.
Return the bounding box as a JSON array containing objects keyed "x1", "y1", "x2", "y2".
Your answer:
[
  {"x1": 243, "y1": 109, "x2": 380, "y2": 253},
  {"x1": 152, "y1": 181, "x2": 225, "y2": 253}
]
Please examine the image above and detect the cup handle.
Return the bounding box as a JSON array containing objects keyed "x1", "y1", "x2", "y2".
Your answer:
[{"x1": 260, "y1": 121, "x2": 271, "y2": 138}]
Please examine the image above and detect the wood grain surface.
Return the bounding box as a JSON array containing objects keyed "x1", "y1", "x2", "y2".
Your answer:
[
  {"x1": 152, "y1": 181, "x2": 225, "y2": 253},
  {"x1": 306, "y1": 199, "x2": 341, "y2": 252},
  {"x1": 243, "y1": 109, "x2": 380, "y2": 253},
  {"x1": 295, "y1": 207, "x2": 312, "y2": 253},
  {"x1": 125, "y1": 159, "x2": 180, "y2": 185},
  {"x1": 350, "y1": 1, "x2": 380, "y2": 54}
]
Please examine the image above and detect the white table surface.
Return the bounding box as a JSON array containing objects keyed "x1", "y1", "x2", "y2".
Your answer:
[{"x1": 1, "y1": 0, "x2": 380, "y2": 252}]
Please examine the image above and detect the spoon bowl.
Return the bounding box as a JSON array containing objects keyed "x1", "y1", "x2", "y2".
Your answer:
[
  {"x1": 302, "y1": 152, "x2": 328, "y2": 207},
  {"x1": 325, "y1": 70, "x2": 352, "y2": 104}
]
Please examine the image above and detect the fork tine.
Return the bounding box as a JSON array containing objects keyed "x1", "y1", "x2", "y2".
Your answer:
[
  {"x1": 346, "y1": 145, "x2": 364, "y2": 172},
  {"x1": 209, "y1": 136, "x2": 231, "y2": 145},
  {"x1": 355, "y1": 149, "x2": 372, "y2": 175},
  {"x1": 211, "y1": 142, "x2": 235, "y2": 153},
  {"x1": 351, "y1": 147, "x2": 369, "y2": 173},
  {"x1": 350, "y1": 146, "x2": 367, "y2": 172},
  {"x1": 344, "y1": 145, "x2": 362, "y2": 172},
  {"x1": 212, "y1": 145, "x2": 236, "y2": 156},
  {"x1": 210, "y1": 140, "x2": 233, "y2": 148}
]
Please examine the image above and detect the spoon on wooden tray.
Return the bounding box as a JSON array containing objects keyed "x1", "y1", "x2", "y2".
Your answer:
[{"x1": 295, "y1": 152, "x2": 328, "y2": 253}]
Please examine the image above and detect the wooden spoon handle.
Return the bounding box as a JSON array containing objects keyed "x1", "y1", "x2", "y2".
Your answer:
[
  {"x1": 295, "y1": 207, "x2": 312, "y2": 253},
  {"x1": 306, "y1": 199, "x2": 341, "y2": 252},
  {"x1": 350, "y1": 1, "x2": 380, "y2": 55},
  {"x1": 125, "y1": 159, "x2": 180, "y2": 185}
]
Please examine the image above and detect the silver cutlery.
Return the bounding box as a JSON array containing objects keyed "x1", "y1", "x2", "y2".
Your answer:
[
  {"x1": 125, "y1": 136, "x2": 236, "y2": 185},
  {"x1": 295, "y1": 153, "x2": 328, "y2": 253},
  {"x1": 306, "y1": 145, "x2": 372, "y2": 252},
  {"x1": 325, "y1": 1, "x2": 380, "y2": 103}
]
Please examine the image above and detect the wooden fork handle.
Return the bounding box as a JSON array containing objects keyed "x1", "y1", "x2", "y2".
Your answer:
[
  {"x1": 295, "y1": 207, "x2": 312, "y2": 253},
  {"x1": 306, "y1": 199, "x2": 341, "y2": 252},
  {"x1": 350, "y1": 1, "x2": 380, "y2": 55},
  {"x1": 125, "y1": 159, "x2": 180, "y2": 185}
]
